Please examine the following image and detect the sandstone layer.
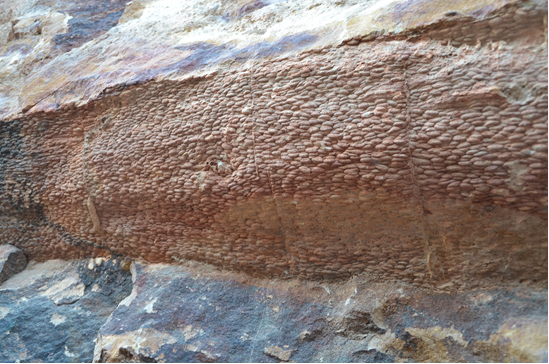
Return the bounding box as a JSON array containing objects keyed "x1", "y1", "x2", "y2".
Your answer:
[{"x1": 0, "y1": 0, "x2": 547, "y2": 292}]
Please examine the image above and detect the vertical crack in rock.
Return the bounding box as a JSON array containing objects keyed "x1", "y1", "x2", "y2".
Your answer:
[
  {"x1": 403, "y1": 71, "x2": 434, "y2": 279},
  {"x1": 267, "y1": 170, "x2": 291, "y2": 274},
  {"x1": 254, "y1": 59, "x2": 292, "y2": 273},
  {"x1": 250, "y1": 59, "x2": 292, "y2": 275},
  {"x1": 249, "y1": 63, "x2": 261, "y2": 179}
]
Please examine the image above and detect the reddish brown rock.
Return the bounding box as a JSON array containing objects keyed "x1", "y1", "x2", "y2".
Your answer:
[{"x1": 0, "y1": 0, "x2": 547, "y2": 292}]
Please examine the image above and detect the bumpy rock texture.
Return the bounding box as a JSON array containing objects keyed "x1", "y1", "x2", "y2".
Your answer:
[
  {"x1": 1, "y1": 0, "x2": 546, "y2": 289},
  {"x1": 0, "y1": 0, "x2": 547, "y2": 361}
]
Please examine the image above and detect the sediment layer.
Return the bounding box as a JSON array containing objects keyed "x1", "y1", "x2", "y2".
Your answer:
[{"x1": 0, "y1": 2, "x2": 547, "y2": 289}]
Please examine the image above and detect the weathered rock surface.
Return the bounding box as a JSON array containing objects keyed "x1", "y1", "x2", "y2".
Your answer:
[
  {"x1": 0, "y1": 0, "x2": 547, "y2": 361},
  {"x1": 0, "y1": 258, "x2": 132, "y2": 362},
  {"x1": 93, "y1": 261, "x2": 547, "y2": 363},
  {"x1": 0, "y1": 257, "x2": 546, "y2": 362},
  {"x1": 1, "y1": 0, "x2": 539, "y2": 118},
  {"x1": 0, "y1": 244, "x2": 27, "y2": 283},
  {"x1": 0, "y1": 0, "x2": 547, "y2": 289}
]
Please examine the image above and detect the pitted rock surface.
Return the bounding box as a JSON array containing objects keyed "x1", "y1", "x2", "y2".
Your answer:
[
  {"x1": 0, "y1": 0, "x2": 547, "y2": 290},
  {"x1": 0, "y1": 244, "x2": 27, "y2": 283}
]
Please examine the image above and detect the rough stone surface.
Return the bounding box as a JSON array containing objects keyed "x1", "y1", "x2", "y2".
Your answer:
[
  {"x1": 93, "y1": 261, "x2": 548, "y2": 363},
  {"x1": 0, "y1": 0, "x2": 546, "y2": 290},
  {"x1": 0, "y1": 0, "x2": 547, "y2": 361},
  {"x1": 3, "y1": 0, "x2": 542, "y2": 119},
  {"x1": 0, "y1": 258, "x2": 132, "y2": 362},
  {"x1": 0, "y1": 244, "x2": 27, "y2": 283},
  {"x1": 0, "y1": 258, "x2": 545, "y2": 363}
]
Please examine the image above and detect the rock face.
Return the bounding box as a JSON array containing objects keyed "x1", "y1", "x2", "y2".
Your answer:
[
  {"x1": 0, "y1": 258, "x2": 545, "y2": 363},
  {"x1": 0, "y1": 0, "x2": 547, "y2": 361},
  {"x1": 0, "y1": 258, "x2": 132, "y2": 362},
  {"x1": 93, "y1": 261, "x2": 547, "y2": 363},
  {"x1": 0, "y1": 244, "x2": 27, "y2": 283},
  {"x1": 0, "y1": 0, "x2": 547, "y2": 290}
]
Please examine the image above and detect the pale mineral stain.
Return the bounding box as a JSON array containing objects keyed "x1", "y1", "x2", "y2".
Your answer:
[
  {"x1": 94, "y1": 328, "x2": 177, "y2": 362},
  {"x1": 50, "y1": 313, "x2": 66, "y2": 326},
  {"x1": 144, "y1": 297, "x2": 158, "y2": 313},
  {"x1": 182, "y1": 324, "x2": 203, "y2": 341},
  {"x1": 40, "y1": 275, "x2": 85, "y2": 305},
  {"x1": 481, "y1": 317, "x2": 549, "y2": 362}
]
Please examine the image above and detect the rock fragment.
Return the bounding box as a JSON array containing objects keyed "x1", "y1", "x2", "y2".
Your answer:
[
  {"x1": 0, "y1": 245, "x2": 27, "y2": 284},
  {"x1": 0, "y1": 259, "x2": 132, "y2": 362},
  {"x1": 264, "y1": 345, "x2": 293, "y2": 362}
]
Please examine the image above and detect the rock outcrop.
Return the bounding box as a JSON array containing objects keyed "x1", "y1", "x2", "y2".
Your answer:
[
  {"x1": 0, "y1": 0, "x2": 547, "y2": 290},
  {"x1": 2, "y1": 258, "x2": 545, "y2": 363},
  {"x1": 92, "y1": 261, "x2": 547, "y2": 362},
  {"x1": 0, "y1": 0, "x2": 547, "y2": 361}
]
